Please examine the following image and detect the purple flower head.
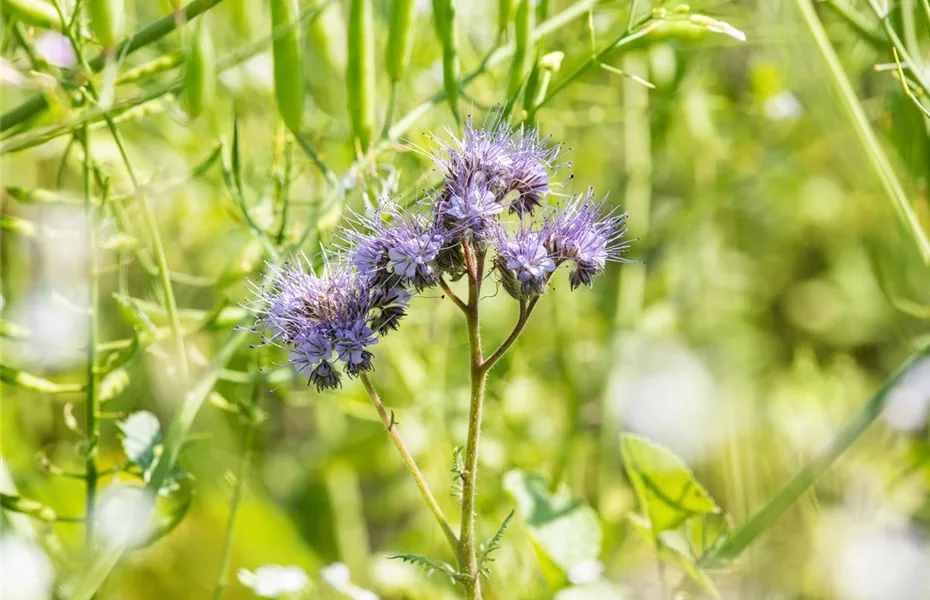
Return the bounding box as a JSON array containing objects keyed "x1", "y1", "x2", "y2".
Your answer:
[
  {"x1": 546, "y1": 191, "x2": 631, "y2": 289},
  {"x1": 436, "y1": 183, "x2": 504, "y2": 240},
  {"x1": 250, "y1": 256, "x2": 393, "y2": 386},
  {"x1": 252, "y1": 258, "x2": 325, "y2": 346},
  {"x1": 334, "y1": 318, "x2": 377, "y2": 376},
  {"x1": 431, "y1": 115, "x2": 514, "y2": 195},
  {"x1": 386, "y1": 226, "x2": 445, "y2": 290},
  {"x1": 291, "y1": 329, "x2": 333, "y2": 368},
  {"x1": 503, "y1": 126, "x2": 566, "y2": 215},
  {"x1": 430, "y1": 114, "x2": 567, "y2": 223},
  {"x1": 494, "y1": 224, "x2": 557, "y2": 298},
  {"x1": 308, "y1": 360, "x2": 341, "y2": 391},
  {"x1": 368, "y1": 284, "x2": 412, "y2": 333},
  {"x1": 344, "y1": 204, "x2": 446, "y2": 291}
]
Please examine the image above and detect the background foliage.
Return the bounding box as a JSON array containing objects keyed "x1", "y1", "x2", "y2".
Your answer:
[{"x1": 2, "y1": 0, "x2": 930, "y2": 598}]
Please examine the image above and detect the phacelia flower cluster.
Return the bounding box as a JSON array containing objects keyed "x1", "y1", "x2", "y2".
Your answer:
[{"x1": 252, "y1": 116, "x2": 631, "y2": 389}]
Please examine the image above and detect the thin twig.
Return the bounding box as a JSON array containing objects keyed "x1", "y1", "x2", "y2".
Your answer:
[
  {"x1": 358, "y1": 373, "x2": 460, "y2": 553},
  {"x1": 438, "y1": 277, "x2": 468, "y2": 313}
]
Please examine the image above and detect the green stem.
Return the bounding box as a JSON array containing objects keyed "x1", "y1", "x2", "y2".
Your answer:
[
  {"x1": 869, "y1": 0, "x2": 930, "y2": 98},
  {"x1": 532, "y1": 19, "x2": 661, "y2": 115},
  {"x1": 0, "y1": 0, "x2": 228, "y2": 133},
  {"x1": 481, "y1": 296, "x2": 541, "y2": 372},
  {"x1": 795, "y1": 0, "x2": 930, "y2": 263},
  {"x1": 69, "y1": 324, "x2": 256, "y2": 600},
  {"x1": 211, "y1": 382, "x2": 261, "y2": 600},
  {"x1": 52, "y1": 0, "x2": 190, "y2": 382},
  {"x1": 822, "y1": 0, "x2": 887, "y2": 48},
  {"x1": 380, "y1": 82, "x2": 398, "y2": 140},
  {"x1": 459, "y1": 240, "x2": 485, "y2": 599},
  {"x1": 701, "y1": 343, "x2": 930, "y2": 567},
  {"x1": 80, "y1": 126, "x2": 99, "y2": 549},
  {"x1": 387, "y1": 0, "x2": 597, "y2": 140},
  {"x1": 358, "y1": 373, "x2": 459, "y2": 553},
  {"x1": 921, "y1": 0, "x2": 930, "y2": 36}
]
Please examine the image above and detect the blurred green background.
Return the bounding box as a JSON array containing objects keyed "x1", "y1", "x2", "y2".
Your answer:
[{"x1": 2, "y1": 0, "x2": 930, "y2": 598}]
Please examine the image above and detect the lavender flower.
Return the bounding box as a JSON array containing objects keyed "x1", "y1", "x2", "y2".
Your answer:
[
  {"x1": 346, "y1": 206, "x2": 446, "y2": 291},
  {"x1": 309, "y1": 360, "x2": 341, "y2": 391},
  {"x1": 503, "y1": 127, "x2": 565, "y2": 215},
  {"x1": 334, "y1": 318, "x2": 377, "y2": 375},
  {"x1": 546, "y1": 191, "x2": 631, "y2": 289},
  {"x1": 252, "y1": 259, "x2": 386, "y2": 388},
  {"x1": 431, "y1": 115, "x2": 566, "y2": 220},
  {"x1": 248, "y1": 117, "x2": 633, "y2": 389},
  {"x1": 435, "y1": 183, "x2": 504, "y2": 240},
  {"x1": 494, "y1": 224, "x2": 557, "y2": 298},
  {"x1": 368, "y1": 285, "x2": 411, "y2": 333},
  {"x1": 431, "y1": 115, "x2": 514, "y2": 196}
]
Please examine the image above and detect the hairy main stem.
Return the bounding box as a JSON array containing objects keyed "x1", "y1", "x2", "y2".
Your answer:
[
  {"x1": 459, "y1": 241, "x2": 486, "y2": 599},
  {"x1": 359, "y1": 373, "x2": 459, "y2": 553}
]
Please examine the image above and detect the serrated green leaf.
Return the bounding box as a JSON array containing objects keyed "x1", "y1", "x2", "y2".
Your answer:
[
  {"x1": 620, "y1": 434, "x2": 718, "y2": 536},
  {"x1": 118, "y1": 411, "x2": 162, "y2": 472},
  {"x1": 387, "y1": 553, "x2": 464, "y2": 582},
  {"x1": 503, "y1": 470, "x2": 602, "y2": 587},
  {"x1": 479, "y1": 510, "x2": 514, "y2": 578}
]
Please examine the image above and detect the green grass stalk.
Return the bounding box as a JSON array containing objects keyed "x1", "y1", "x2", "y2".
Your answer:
[{"x1": 702, "y1": 343, "x2": 930, "y2": 567}]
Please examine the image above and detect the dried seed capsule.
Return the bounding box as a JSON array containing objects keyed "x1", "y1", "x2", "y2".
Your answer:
[
  {"x1": 386, "y1": 0, "x2": 415, "y2": 84},
  {"x1": 271, "y1": 0, "x2": 305, "y2": 133},
  {"x1": 86, "y1": 0, "x2": 126, "y2": 49},
  {"x1": 347, "y1": 0, "x2": 375, "y2": 149},
  {"x1": 182, "y1": 20, "x2": 216, "y2": 119}
]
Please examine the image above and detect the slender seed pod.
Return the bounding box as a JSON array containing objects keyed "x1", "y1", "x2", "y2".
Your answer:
[
  {"x1": 497, "y1": 0, "x2": 513, "y2": 39},
  {"x1": 386, "y1": 0, "x2": 415, "y2": 84},
  {"x1": 182, "y1": 20, "x2": 216, "y2": 119},
  {"x1": 271, "y1": 0, "x2": 305, "y2": 133},
  {"x1": 0, "y1": 0, "x2": 62, "y2": 30},
  {"x1": 87, "y1": 0, "x2": 126, "y2": 49},
  {"x1": 228, "y1": 0, "x2": 261, "y2": 37},
  {"x1": 347, "y1": 0, "x2": 375, "y2": 150},
  {"x1": 535, "y1": 0, "x2": 550, "y2": 24},
  {"x1": 431, "y1": 0, "x2": 459, "y2": 120},
  {"x1": 506, "y1": 0, "x2": 533, "y2": 98},
  {"x1": 522, "y1": 57, "x2": 541, "y2": 114},
  {"x1": 306, "y1": 2, "x2": 346, "y2": 114}
]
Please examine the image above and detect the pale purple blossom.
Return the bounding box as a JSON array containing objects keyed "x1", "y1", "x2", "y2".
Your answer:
[
  {"x1": 494, "y1": 225, "x2": 557, "y2": 298},
  {"x1": 546, "y1": 191, "x2": 632, "y2": 289}
]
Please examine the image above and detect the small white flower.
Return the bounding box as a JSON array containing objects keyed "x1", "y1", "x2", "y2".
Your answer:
[
  {"x1": 238, "y1": 565, "x2": 309, "y2": 598},
  {"x1": 567, "y1": 559, "x2": 604, "y2": 585},
  {"x1": 320, "y1": 562, "x2": 379, "y2": 600},
  {"x1": 0, "y1": 536, "x2": 54, "y2": 600},
  {"x1": 883, "y1": 357, "x2": 930, "y2": 432}
]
